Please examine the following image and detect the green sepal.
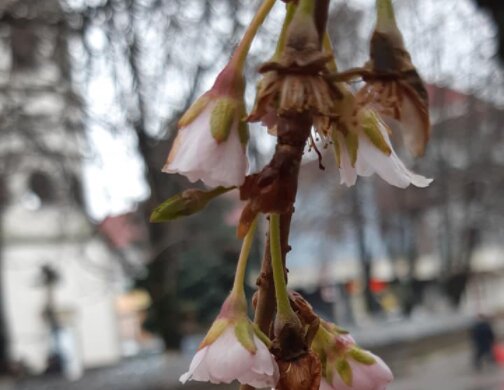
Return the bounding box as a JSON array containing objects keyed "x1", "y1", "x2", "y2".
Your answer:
[
  {"x1": 199, "y1": 319, "x2": 229, "y2": 349},
  {"x1": 334, "y1": 326, "x2": 349, "y2": 335},
  {"x1": 252, "y1": 323, "x2": 272, "y2": 348},
  {"x1": 345, "y1": 132, "x2": 359, "y2": 167},
  {"x1": 325, "y1": 361, "x2": 335, "y2": 386},
  {"x1": 150, "y1": 187, "x2": 232, "y2": 223},
  {"x1": 336, "y1": 358, "x2": 353, "y2": 387},
  {"x1": 323, "y1": 321, "x2": 349, "y2": 335},
  {"x1": 235, "y1": 319, "x2": 257, "y2": 354},
  {"x1": 178, "y1": 94, "x2": 211, "y2": 128},
  {"x1": 211, "y1": 98, "x2": 238, "y2": 143},
  {"x1": 349, "y1": 347, "x2": 377, "y2": 366},
  {"x1": 237, "y1": 104, "x2": 249, "y2": 146},
  {"x1": 362, "y1": 111, "x2": 392, "y2": 155}
]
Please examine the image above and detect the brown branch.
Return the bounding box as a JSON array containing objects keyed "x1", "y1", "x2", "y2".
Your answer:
[{"x1": 241, "y1": 113, "x2": 312, "y2": 390}]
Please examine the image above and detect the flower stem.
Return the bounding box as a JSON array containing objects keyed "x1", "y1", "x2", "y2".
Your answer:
[
  {"x1": 273, "y1": 3, "x2": 296, "y2": 60},
  {"x1": 298, "y1": 0, "x2": 315, "y2": 16},
  {"x1": 231, "y1": 217, "x2": 258, "y2": 298},
  {"x1": 376, "y1": 0, "x2": 397, "y2": 31},
  {"x1": 230, "y1": 0, "x2": 277, "y2": 71},
  {"x1": 269, "y1": 213, "x2": 296, "y2": 320}
]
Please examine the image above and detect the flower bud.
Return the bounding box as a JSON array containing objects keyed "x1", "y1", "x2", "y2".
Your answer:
[{"x1": 150, "y1": 187, "x2": 231, "y2": 222}]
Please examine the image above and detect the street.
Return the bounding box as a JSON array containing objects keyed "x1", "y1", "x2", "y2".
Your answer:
[
  {"x1": 8, "y1": 339, "x2": 504, "y2": 390},
  {"x1": 390, "y1": 343, "x2": 504, "y2": 390}
]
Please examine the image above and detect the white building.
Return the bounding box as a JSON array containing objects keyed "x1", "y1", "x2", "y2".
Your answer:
[{"x1": 0, "y1": 0, "x2": 126, "y2": 377}]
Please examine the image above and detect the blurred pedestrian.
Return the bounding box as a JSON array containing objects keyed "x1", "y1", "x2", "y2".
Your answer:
[{"x1": 470, "y1": 314, "x2": 496, "y2": 371}]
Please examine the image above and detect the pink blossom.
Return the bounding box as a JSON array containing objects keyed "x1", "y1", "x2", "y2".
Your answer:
[
  {"x1": 314, "y1": 323, "x2": 393, "y2": 390},
  {"x1": 327, "y1": 351, "x2": 393, "y2": 390},
  {"x1": 180, "y1": 325, "x2": 279, "y2": 388},
  {"x1": 163, "y1": 100, "x2": 248, "y2": 188}
]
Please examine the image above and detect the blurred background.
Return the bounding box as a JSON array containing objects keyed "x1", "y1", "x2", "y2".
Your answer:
[{"x1": 1, "y1": 0, "x2": 504, "y2": 389}]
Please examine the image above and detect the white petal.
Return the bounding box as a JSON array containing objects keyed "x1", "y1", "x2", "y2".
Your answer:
[
  {"x1": 357, "y1": 121, "x2": 432, "y2": 188},
  {"x1": 163, "y1": 102, "x2": 248, "y2": 187},
  {"x1": 239, "y1": 334, "x2": 279, "y2": 387},
  {"x1": 330, "y1": 353, "x2": 393, "y2": 390},
  {"x1": 180, "y1": 325, "x2": 278, "y2": 387},
  {"x1": 348, "y1": 354, "x2": 393, "y2": 390},
  {"x1": 205, "y1": 327, "x2": 253, "y2": 383},
  {"x1": 179, "y1": 347, "x2": 210, "y2": 383},
  {"x1": 336, "y1": 132, "x2": 357, "y2": 187}
]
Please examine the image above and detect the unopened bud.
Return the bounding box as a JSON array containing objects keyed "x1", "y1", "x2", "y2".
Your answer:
[{"x1": 150, "y1": 187, "x2": 232, "y2": 223}]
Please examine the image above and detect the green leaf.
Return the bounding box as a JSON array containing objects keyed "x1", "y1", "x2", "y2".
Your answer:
[{"x1": 150, "y1": 187, "x2": 232, "y2": 223}]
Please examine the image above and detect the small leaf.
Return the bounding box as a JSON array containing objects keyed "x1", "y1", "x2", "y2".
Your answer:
[
  {"x1": 235, "y1": 320, "x2": 257, "y2": 354},
  {"x1": 336, "y1": 358, "x2": 353, "y2": 387},
  {"x1": 150, "y1": 187, "x2": 232, "y2": 223},
  {"x1": 349, "y1": 347, "x2": 377, "y2": 366}
]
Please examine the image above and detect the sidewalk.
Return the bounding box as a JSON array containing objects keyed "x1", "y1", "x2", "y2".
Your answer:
[
  {"x1": 390, "y1": 343, "x2": 504, "y2": 390},
  {"x1": 13, "y1": 313, "x2": 501, "y2": 390}
]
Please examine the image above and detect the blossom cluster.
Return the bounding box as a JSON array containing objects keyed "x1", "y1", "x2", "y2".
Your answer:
[
  {"x1": 155, "y1": 0, "x2": 434, "y2": 388},
  {"x1": 163, "y1": 0, "x2": 431, "y2": 191}
]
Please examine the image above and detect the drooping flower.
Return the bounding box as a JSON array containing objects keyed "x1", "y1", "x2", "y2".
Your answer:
[
  {"x1": 180, "y1": 220, "x2": 279, "y2": 388},
  {"x1": 357, "y1": 0, "x2": 430, "y2": 157},
  {"x1": 180, "y1": 315, "x2": 279, "y2": 388},
  {"x1": 331, "y1": 93, "x2": 432, "y2": 189},
  {"x1": 313, "y1": 321, "x2": 393, "y2": 390},
  {"x1": 163, "y1": 64, "x2": 249, "y2": 188}
]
